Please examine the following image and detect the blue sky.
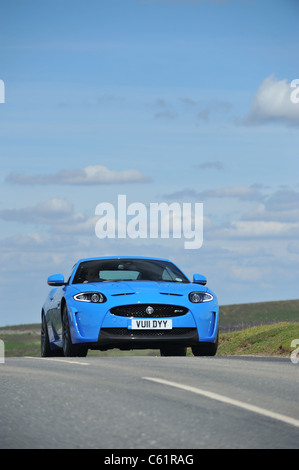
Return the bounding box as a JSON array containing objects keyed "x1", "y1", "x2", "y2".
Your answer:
[{"x1": 0, "y1": 0, "x2": 299, "y2": 326}]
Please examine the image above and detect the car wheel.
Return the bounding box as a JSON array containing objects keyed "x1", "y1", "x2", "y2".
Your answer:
[
  {"x1": 191, "y1": 333, "x2": 218, "y2": 357},
  {"x1": 160, "y1": 346, "x2": 187, "y2": 356},
  {"x1": 41, "y1": 314, "x2": 63, "y2": 357},
  {"x1": 62, "y1": 305, "x2": 88, "y2": 357},
  {"x1": 41, "y1": 314, "x2": 52, "y2": 357}
]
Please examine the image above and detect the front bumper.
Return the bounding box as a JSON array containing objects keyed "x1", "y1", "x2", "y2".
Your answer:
[{"x1": 68, "y1": 299, "x2": 219, "y2": 350}]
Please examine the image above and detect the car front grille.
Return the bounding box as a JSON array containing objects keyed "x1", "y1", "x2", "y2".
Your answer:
[{"x1": 110, "y1": 304, "x2": 188, "y2": 318}]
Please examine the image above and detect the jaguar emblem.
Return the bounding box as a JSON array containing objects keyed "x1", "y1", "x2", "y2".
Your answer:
[{"x1": 145, "y1": 306, "x2": 154, "y2": 315}]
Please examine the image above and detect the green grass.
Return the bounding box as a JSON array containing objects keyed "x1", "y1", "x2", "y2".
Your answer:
[
  {"x1": 220, "y1": 299, "x2": 299, "y2": 330},
  {"x1": 217, "y1": 322, "x2": 299, "y2": 357},
  {"x1": 0, "y1": 300, "x2": 298, "y2": 357}
]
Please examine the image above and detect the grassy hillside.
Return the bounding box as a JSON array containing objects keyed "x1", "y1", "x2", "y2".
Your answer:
[
  {"x1": 220, "y1": 299, "x2": 299, "y2": 331},
  {"x1": 0, "y1": 324, "x2": 41, "y2": 357},
  {"x1": 0, "y1": 300, "x2": 298, "y2": 357}
]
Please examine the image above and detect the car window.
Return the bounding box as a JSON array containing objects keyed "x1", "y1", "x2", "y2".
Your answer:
[
  {"x1": 99, "y1": 270, "x2": 140, "y2": 281},
  {"x1": 72, "y1": 258, "x2": 189, "y2": 284}
]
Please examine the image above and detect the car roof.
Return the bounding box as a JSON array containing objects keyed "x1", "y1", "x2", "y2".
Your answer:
[{"x1": 75, "y1": 256, "x2": 171, "y2": 263}]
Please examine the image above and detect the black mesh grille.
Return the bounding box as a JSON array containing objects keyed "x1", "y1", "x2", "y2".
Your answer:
[
  {"x1": 100, "y1": 328, "x2": 196, "y2": 338},
  {"x1": 110, "y1": 304, "x2": 188, "y2": 318}
]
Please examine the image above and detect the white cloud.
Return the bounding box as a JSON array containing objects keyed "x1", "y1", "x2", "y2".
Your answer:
[
  {"x1": 265, "y1": 189, "x2": 299, "y2": 212},
  {"x1": 52, "y1": 216, "x2": 99, "y2": 235},
  {"x1": 196, "y1": 161, "x2": 224, "y2": 170},
  {"x1": 153, "y1": 96, "x2": 233, "y2": 122},
  {"x1": 6, "y1": 165, "x2": 151, "y2": 185},
  {"x1": 0, "y1": 198, "x2": 101, "y2": 236},
  {"x1": 242, "y1": 189, "x2": 299, "y2": 223},
  {"x1": 244, "y1": 75, "x2": 299, "y2": 126},
  {"x1": 0, "y1": 198, "x2": 73, "y2": 224},
  {"x1": 200, "y1": 185, "x2": 263, "y2": 200},
  {"x1": 164, "y1": 184, "x2": 264, "y2": 201},
  {"x1": 227, "y1": 220, "x2": 299, "y2": 238}
]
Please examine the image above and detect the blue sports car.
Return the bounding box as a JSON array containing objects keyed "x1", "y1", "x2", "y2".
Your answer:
[{"x1": 41, "y1": 256, "x2": 219, "y2": 357}]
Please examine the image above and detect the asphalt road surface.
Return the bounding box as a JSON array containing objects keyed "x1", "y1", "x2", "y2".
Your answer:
[{"x1": 0, "y1": 355, "x2": 298, "y2": 449}]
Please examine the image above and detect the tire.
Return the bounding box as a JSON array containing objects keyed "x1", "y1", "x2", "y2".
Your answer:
[
  {"x1": 191, "y1": 333, "x2": 218, "y2": 357},
  {"x1": 160, "y1": 345, "x2": 187, "y2": 356},
  {"x1": 41, "y1": 314, "x2": 63, "y2": 357},
  {"x1": 62, "y1": 305, "x2": 88, "y2": 357}
]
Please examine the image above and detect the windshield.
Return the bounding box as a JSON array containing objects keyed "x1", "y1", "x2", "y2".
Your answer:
[{"x1": 72, "y1": 258, "x2": 189, "y2": 284}]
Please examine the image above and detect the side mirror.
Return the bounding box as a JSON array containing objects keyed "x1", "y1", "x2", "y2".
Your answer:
[
  {"x1": 193, "y1": 274, "x2": 207, "y2": 285},
  {"x1": 47, "y1": 274, "x2": 65, "y2": 286}
]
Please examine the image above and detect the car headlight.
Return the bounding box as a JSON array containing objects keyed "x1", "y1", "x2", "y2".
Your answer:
[
  {"x1": 73, "y1": 292, "x2": 106, "y2": 303},
  {"x1": 189, "y1": 292, "x2": 213, "y2": 303}
]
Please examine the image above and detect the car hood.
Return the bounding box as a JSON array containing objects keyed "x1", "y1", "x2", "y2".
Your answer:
[{"x1": 71, "y1": 280, "x2": 208, "y2": 297}]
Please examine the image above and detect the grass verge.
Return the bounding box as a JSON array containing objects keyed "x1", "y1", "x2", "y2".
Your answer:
[{"x1": 217, "y1": 322, "x2": 299, "y2": 357}]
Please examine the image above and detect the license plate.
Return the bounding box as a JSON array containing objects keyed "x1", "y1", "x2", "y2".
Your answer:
[{"x1": 131, "y1": 319, "x2": 172, "y2": 330}]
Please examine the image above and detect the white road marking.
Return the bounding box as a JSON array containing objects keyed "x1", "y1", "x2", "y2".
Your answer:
[
  {"x1": 24, "y1": 356, "x2": 90, "y2": 366},
  {"x1": 143, "y1": 376, "x2": 299, "y2": 429}
]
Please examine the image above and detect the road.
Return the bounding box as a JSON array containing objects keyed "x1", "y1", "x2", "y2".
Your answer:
[{"x1": 0, "y1": 356, "x2": 298, "y2": 449}]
